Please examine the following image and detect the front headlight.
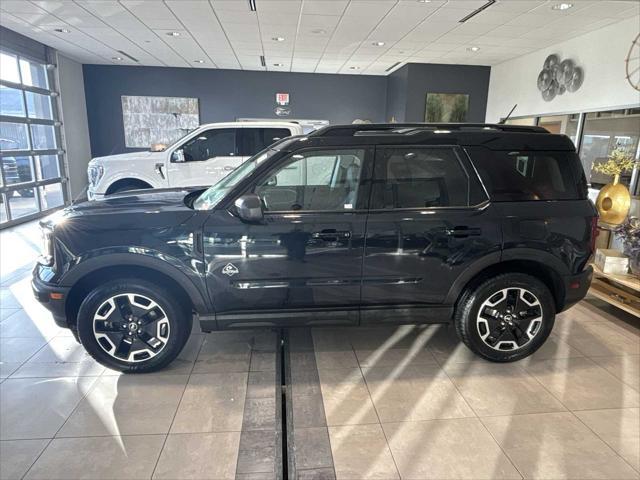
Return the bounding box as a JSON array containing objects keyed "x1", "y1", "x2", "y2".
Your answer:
[
  {"x1": 38, "y1": 226, "x2": 54, "y2": 266},
  {"x1": 88, "y1": 164, "x2": 104, "y2": 186}
]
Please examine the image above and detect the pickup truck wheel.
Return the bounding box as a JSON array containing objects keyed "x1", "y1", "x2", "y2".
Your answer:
[
  {"x1": 77, "y1": 279, "x2": 191, "y2": 373},
  {"x1": 455, "y1": 273, "x2": 555, "y2": 362}
]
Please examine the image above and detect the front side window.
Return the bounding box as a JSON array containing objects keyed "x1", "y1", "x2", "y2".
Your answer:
[
  {"x1": 255, "y1": 149, "x2": 365, "y2": 212},
  {"x1": 178, "y1": 128, "x2": 236, "y2": 162},
  {"x1": 371, "y1": 147, "x2": 470, "y2": 209}
]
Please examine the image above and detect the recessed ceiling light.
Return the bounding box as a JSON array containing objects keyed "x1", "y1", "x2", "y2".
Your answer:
[
  {"x1": 166, "y1": 31, "x2": 181, "y2": 37},
  {"x1": 372, "y1": 41, "x2": 386, "y2": 46},
  {"x1": 467, "y1": 46, "x2": 480, "y2": 52},
  {"x1": 194, "y1": 60, "x2": 204, "y2": 64},
  {"x1": 552, "y1": 2, "x2": 573, "y2": 10},
  {"x1": 311, "y1": 28, "x2": 327, "y2": 35},
  {"x1": 272, "y1": 36, "x2": 285, "y2": 42},
  {"x1": 349, "y1": 66, "x2": 360, "y2": 70},
  {"x1": 273, "y1": 63, "x2": 285, "y2": 67},
  {"x1": 54, "y1": 28, "x2": 70, "y2": 33},
  {"x1": 112, "y1": 56, "x2": 123, "y2": 61}
]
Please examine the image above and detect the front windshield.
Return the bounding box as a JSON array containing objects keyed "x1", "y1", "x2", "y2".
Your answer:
[{"x1": 193, "y1": 147, "x2": 279, "y2": 210}]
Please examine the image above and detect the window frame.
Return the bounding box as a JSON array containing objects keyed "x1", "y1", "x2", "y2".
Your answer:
[
  {"x1": 367, "y1": 144, "x2": 489, "y2": 213},
  {"x1": 239, "y1": 127, "x2": 293, "y2": 156},
  {"x1": 170, "y1": 127, "x2": 239, "y2": 163},
  {"x1": 0, "y1": 47, "x2": 67, "y2": 228},
  {"x1": 242, "y1": 146, "x2": 374, "y2": 214}
]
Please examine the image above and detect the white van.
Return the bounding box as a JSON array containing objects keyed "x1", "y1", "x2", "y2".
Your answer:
[{"x1": 87, "y1": 121, "x2": 303, "y2": 199}]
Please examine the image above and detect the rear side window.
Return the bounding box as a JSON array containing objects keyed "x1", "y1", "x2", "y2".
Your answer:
[
  {"x1": 240, "y1": 128, "x2": 292, "y2": 155},
  {"x1": 371, "y1": 147, "x2": 472, "y2": 209},
  {"x1": 469, "y1": 148, "x2": 586, "y2": 201}
]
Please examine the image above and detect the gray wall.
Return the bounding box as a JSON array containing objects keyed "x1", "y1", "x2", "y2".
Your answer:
[
  {"x1": 57, "y1": 54, "x2": 92, "y2": 199},
  {"x1": 83, "y1": 65, "x2": 389, "y2": 157},
  {"x1": 385, "y1": 67, "x2": 408, "y2": 123},
  {"x1": 404, "y1": 63, "x2": 491, "y2": 123}
]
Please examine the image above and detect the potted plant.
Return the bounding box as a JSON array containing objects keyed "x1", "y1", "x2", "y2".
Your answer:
[
  {"x1": 614, "y1": 217, "x2": 640, "y2": 276},
  {"x1": 592, "y1": 148, "x2": 639, "y2": 225}
]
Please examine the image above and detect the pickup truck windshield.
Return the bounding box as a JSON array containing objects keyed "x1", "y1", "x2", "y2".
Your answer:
[{"x1": 193, "y1": 148, "x2": 278, "y2": 210}]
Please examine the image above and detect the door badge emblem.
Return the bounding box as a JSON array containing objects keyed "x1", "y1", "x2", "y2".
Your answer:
[{"x1": 222, "y1": 263, "x2": 239, "y2": 277}]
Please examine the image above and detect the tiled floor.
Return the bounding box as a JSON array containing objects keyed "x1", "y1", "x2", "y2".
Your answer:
[{"x1": 1, "y1": 220, "x2": 639, "y2": 479}]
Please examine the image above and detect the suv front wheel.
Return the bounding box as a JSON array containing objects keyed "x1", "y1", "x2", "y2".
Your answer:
[
  {"x1": 455, "y1": 273, "x2": 555, "y2": 362},
  {"x1": 77, "y1": 279, "x2": 191, "y2": 373}
]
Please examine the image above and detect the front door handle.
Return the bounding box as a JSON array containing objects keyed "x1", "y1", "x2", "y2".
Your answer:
[
  {"x1": 223, "y1": 165, "x2": 235, "y2": 171},
  {"x1": 312, "y1": 229, "x2": 351, "y2": 242},
  {"x1": 445, "y1": 226, "x2": 482, "y2": 238},
  {"x1": 155, "y1": 163, "x2": 165, "y2": 180}
]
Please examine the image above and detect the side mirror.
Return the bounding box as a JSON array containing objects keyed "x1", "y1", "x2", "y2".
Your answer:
[
  {"x1": 266, "y1": 176, "x2": 277, "y2": 187},
  {"x1": 171, "y1": 149, "x2": 185, "y2": 163},
  {"x1": 234, "y1": 194, "x2": 263, "y2": 223}
]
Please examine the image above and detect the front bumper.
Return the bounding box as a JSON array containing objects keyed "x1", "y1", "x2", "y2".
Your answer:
[
  {"x1": 561, "y1": 266, "x2": 593, "y2": 311},
  {"x1": 32, "y1": 265, "x2": 70, "y2": 329}
]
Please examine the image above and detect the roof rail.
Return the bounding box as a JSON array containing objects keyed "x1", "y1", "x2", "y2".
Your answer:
[{"x1": 311, "y1": 123, "x2": 548, "y2": 136}]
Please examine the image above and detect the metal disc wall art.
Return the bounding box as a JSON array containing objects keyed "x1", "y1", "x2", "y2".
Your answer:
[{"x1": 537, "y1": 54, "x2": 584, "y2": 101}]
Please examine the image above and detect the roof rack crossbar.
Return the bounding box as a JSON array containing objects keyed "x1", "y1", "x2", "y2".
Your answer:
[{"x1": 312, "y1": 123, "x2": 547, "y2": 137}]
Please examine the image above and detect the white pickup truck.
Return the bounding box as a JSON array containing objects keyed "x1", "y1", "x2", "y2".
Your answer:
[{"x1": 87, "y1": 121, "x2": 303, "y2": 199}]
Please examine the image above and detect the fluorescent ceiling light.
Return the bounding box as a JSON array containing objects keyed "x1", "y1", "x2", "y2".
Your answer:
[{"x1": 552, "y1": 3, "x2": 573, "y2": 10}]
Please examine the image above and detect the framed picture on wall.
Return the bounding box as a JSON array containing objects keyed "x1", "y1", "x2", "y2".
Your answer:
[{"x1": 425, "y1": 93, "x2": 469, "y2": 122}]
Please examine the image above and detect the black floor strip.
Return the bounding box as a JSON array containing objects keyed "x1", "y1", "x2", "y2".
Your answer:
[{"x1": 280, "y1": 329, "x2": 289, "y2": 480}]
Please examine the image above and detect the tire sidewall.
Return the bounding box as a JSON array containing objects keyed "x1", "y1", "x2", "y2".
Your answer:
[
  {"x1": 459, "y1": 274, "x2": 556, "y2": 362},
  {"x1": 77, "y1": 279, "x2": 191, "y2": 373}
]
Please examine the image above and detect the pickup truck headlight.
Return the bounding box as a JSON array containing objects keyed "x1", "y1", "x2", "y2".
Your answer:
[
  {"x1": 38, "y1": 226, "x2": 54, "y2": 266},
  {"x1": 88, "y1": 164, "x2": 104, "y2": 187}
]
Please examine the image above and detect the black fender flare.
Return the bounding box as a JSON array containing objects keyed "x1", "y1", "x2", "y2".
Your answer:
[
  {"x1": 59, "y1": 251, "x2": 211, "y2": 313},
  {"x1": 444, "y1": 248, "x2": 568, "y2": 306}
]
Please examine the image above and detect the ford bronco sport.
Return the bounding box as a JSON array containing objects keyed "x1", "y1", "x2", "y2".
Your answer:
[{"x1": 33, "y1": 124, "x2": 597, "y2": 372}]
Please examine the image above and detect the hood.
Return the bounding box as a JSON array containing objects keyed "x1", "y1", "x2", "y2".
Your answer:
[
  {"x1": 90, "y1": 150, "x2": 163, "y2": 165},
  {"x1": 42, "y1": 187, "x2": 204, "y2": 231}
]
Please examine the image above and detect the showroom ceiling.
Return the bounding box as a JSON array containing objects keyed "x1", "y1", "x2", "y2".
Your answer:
[{"x1": 0, "y1": 0, "x2": 638, "y2": 75}]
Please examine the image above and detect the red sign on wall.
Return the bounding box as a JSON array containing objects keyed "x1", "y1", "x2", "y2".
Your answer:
[{"x1": 276, "y1": 93, "x2": 289, "y2": 106}]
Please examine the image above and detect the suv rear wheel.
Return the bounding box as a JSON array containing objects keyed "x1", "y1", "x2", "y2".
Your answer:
[
  {"x1": 455, "y1": 273, "x2": 555, "y2": 362},
  {"x1": 77, "y1": 279, "x2": 191, "y2": 373}
]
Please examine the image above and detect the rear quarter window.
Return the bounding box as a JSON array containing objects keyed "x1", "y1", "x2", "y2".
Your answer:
[{"x1": 468, "y1": 147, "x2": 587, "y2": 201}]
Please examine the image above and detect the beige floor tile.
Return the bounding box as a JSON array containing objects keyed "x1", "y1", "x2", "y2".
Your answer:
[
  {"x1": 312, "y1": 329, "x2": 359, "y2": 370},
  {"x1": 483, "y1": 411, "x2": 639, "y2": 479},
  {"x1": 0, "y1": 309, "x2": 62, "y2": 339},
  {"x1": 347, "y1": 325, "x2": 430, "y2": 351},
  {"x1": 58, "y1": 374, "x2": 188, "y2": 437},
  {"x1": 520, "y1": 335, "x2": 584, "y2": 364},
  {"x1": 171, "y1": 372, "x2": 247, "y2": 433},
  {"x1": 0, "y1": 337, "x2": 46, "y2": 363},
  {"x1": 363, "y1": 364, "x2": 475, "y2": 423},
  {"x1": 0, "y1": 308, "x2": 21, "y2": 321},
  {"x1": 10, "y1": 358, "x2": 105, "y2": 378},
  {"x1": 575, "y1": 408, "x2": 640, "y2": 471},
  {"x1": 27, "y1": 336, "x2": 93, "y2": 363},
  {"x1": 0, "y1": 439, "x2": 48, "y2": 480},
  {"x1": 318, "y1": 368, "x2": 378, "y2": 426},
  {"x1": 444, "y1": 363, "x2": 566, "y2": 417},
  {"x1": 355, "y1": 346, "x2": 438, "y2": 368},
  {"x1": 525, "y1": 357, "x2": 639, "y2": 410},
  {"x1": 383, "y1": 417, "x2": 521, "y2": 479},
  {"x1": 555, "y1": 321, "x2": 640, "y2": 357},
  {"x1": 590, "y1": 355, "x2": 640, "y2": 391},
  {"x1": 153, "y1": 432, "x2": 241, "y2": 479},
  {"x1": 0, "y1": 376, "x2": 97, "y2": 440},
  {"x1": 193, "y1": 337, "x2": 252, "y2": 373},
  {"x1": 24, "y1": 435, "x2": 165, "y2": 479},
  {"x1": 421, "y1": 325, "x2": 487, "y2": 365},
  {"x1": 0, "y1": 362, "x2": 21, "y2": 379},
  {"x1": 157, "y1": 333, "x2": 204, "y2": 375},
  {"x1": 328, "y1": 424, "x2": 399, "y2": 480}
]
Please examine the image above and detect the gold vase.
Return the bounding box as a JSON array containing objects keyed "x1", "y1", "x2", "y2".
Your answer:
[{"x1": 595, "y1": 174, "x2": 631, "y2": 225}]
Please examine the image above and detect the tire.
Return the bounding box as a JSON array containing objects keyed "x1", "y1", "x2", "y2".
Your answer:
[
  {"x1": 454, "y1": 273, "x2": 555, "y2": 362},
  {"x1": 77, "y1": 279, "x2": 192, "y2": 373}
]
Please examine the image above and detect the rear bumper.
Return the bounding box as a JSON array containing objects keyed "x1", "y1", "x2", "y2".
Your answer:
[
  {"x1": 561, "y1": 266, "x2": 593, "y2": 311},
  {"x1": 32, "y1": 265, "x2": 70, "y2": 329}
]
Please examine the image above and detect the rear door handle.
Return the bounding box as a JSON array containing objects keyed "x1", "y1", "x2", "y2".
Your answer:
[
  {"x1": 312, "y1": 229, "x2": 351, "y2": 241},
  {"x1": 155, "y1": 163, "x2": 165, "y2": 179},
  {"x1": 445, "y1": 226, "x2": 482, "y2": 238}
]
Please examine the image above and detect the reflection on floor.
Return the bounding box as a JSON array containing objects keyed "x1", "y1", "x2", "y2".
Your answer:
[{"x1": 1, "y1": 220, "x2": 639, "y2": 479}]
